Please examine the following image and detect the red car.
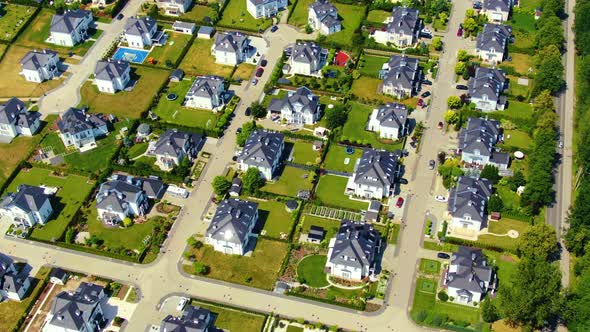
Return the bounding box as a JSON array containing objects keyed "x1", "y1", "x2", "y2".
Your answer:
[
  {"x1": 396, "y1": 197, "x2": 404, "y2": 208},
  {"x1": 255, "y1": 67, "x2": 264, "y2": 77},
  {"x1": 417, "y1": 98, "x2": 424, "y2": 107},
  {"x1": 457, "y1": 28, "x2": 463, "y2": 37}
]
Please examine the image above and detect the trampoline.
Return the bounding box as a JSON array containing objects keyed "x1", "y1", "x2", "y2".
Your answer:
[{"x1": 345, "y1": 146, "x2": 355, "y2": 155}]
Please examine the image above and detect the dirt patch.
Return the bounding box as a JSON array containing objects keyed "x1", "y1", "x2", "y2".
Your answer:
[{"x1": 501, "y1": 255, "x2": 516, "y2": 263}]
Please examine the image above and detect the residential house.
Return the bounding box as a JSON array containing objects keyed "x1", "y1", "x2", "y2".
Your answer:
[
  {"x1": 348, "y1": 149, "x2": 401, "y2": 199},
  {"x1": 49, "y1": 268, "x2": 69, "y2": 285},
  {"x1": 43, "y1": 282, "x2": 107, "y2": 332},
  {"x1": 185, "y1": 75, "x2": 226, "y2": 110},
  {"x1": 0, "y1": 98, "x2": 42, "y2": 141},
  {"x1": 212, "y1": 31, "x2": 250, "y2": 66},
  {"x1": 94, "y1": 59, "x2": 131, "y2": 93},
  {"x1": 268, "y1": 86, "x2": 321, "y2": 125},
  {"x1": 169, "y1": 68, "x2": 184, "y2": 82},
  {"x1": 475, "y1": 23, "x2": 512, "y2": 64},
  {"x1": 287, "y1": 42, "x2": 327, "y2": 76},
  {"x1": 308, "y1": 0, "x2": 342, "y2": 35},
  {"x1": 366, "y1": 103, "x2": 408, "y2": 139},
  {"x1": 482, "y1": 0, "x2": 511, "y2": 22},
  {"x1": 95, "y1": 176, "x2": 150, "y2": 224},
  {"x1": 140, "y1": 176, "x2": 167, "y2": 199},
  {"x1": 161, "y1": 305, "x2": 216, "y2": 331},
  {"x1": 379, "y1": 55, "x2": 420, "y2": 98},
  {"x1": 447, "y1": 176, "x2": 493, "y2": 231},
  {"x1": 172, "y1": 21, "x2": 196, "y2": 35},
  {"x1": 246, "y1": 0, "x2": 287, "y2": 19},
  {"x1": 237, "y1": 129, "x2": 284, "y2": 180},
  {"x1": 0, "y1": 255, "x2": 16, "y2": 281},
  {"x1": 458, "y1": 117, "x2": 510, "y2": 170},
  {"x1": 444, "y1": 246, "x2": 496, "y2": 304},
  {"x1": 149, "y1": 129, "x2": 203, "y2": 171},
  {"x1": 0, "y1": 185, "x2": 53, "y2": 228},
  {"x1": 56, "y1": 107, "x2": 109, "y2": 151},
  {"x1": 1, "y1": 274, "x2": 31, "y2": 301},
  {"x1": 49, "y1": 10, "x2": 93, "y2": 47},
  {"x1": 468, "y1": 67, "x2": 508, "y2": 111},
  {"x1": 20, "y1": 49, "x2": 60, "y2": 83},
  {"x1": 197, "y1": 26, "x2": 215, "y2": 39},
  {"x1": 158, "y1": 0, "x2": 192, "y2": 16},
  {"x1": 124, "y1": 16, "x2": 158, "y2": 49},
  {"x1": 205, "y1": 198, "x2": 258, "y2": 255},
  {"x1": 325, "y1": 220, "x2": 382, "y2": 281},
  {"x1": 372, "y1": 7, "x2": 420, "y2": 47}
]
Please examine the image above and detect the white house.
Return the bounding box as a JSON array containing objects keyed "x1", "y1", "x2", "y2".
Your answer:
[
  {"x1": 95, "y1": 176, "x2": 149, "y2": 224},
  {"x1": 20, "y1": 49, "x2": 60, "y2": 83},
  {"x1": 1, "y1": 274, "x2": 31, "y2": 301},
  {"x1": 444, "y1": 246, "x2": 496, "y2": 305},
  {"x1": 372, "y1": 7, "x2": 420, "y2": 47},
  {"x1": 94, "y1": 59, "x2": 131, "y2": 94},
  {"x1": 237, "y1": 129, "x2": 284, "y2": 180},
  {"x1": 56, "y1": 107, "x2": 109, "y2": 151},
  {"x1": 447, "y1": 177, "x2": 493, "y2": 231},
  {"x1": 482, "y1": 0, "x2": 511, "y2": 23},
  {"x1": 268, "y1": 86, "x2": 321, "y2": 125},
  {"x1": 205, "y1": 199, "x2": 258, "y2": 255},
  {"x1": 49, "y1": 10, "x2": 93, "y2": 47},
  {"x1": 158, "y1": 0, "x2": 192, "y2": 16},
  {"x1": 287, "y1": 42, "x2": 327, "y2": 76},
  {"x1": 149, "y1": 129, "x2": 203, "y2": 171},
  {"x1": 325, "y1": 220, "x2": 382, "y2": 281},
  {"x1": 475, "y1": 24, "x2": 512, "y2": 64},
  {"x1": 212, "y1": 31, "x2": 250, "y2": 66},
  {"x1": 172, "y1": 21, "x2": 196, "y2": 35},
  {"x1": 161, "y1": 306, "x2": 216, "y2": 331},
  {"x1": 458, "y1": 117, "x2": 510, "y2": 170},
  {"x1": 43, "y1": 283, "x2": 107, "y2": 332},
  {"x1": 0, "y1": 98, "x2": 41, "y2": 142},
  {"x1": 184, "y1": 75, "x2": 226, "y2": 110},
  {"x1": 0, "y1": 185, "x2": 53, "y2": 228},
  {"x1": 468, "y1": 67, "x2": 508, "y2": 112},
  {"x1": 246, "y1": 0, "x2": 287, "y2": 19},
  {"x1": 308, "y1": 0, "x2": 342, "y2": 35},
  {"x1": 367, "y1": 103, "x2": 408, "y2": 139},
  {"x1": 124, "y1": 16, "x2": 158, "y2": 49},
  {"x1": 379, "y1": 55, "x2": 420, "y2": 98},
  {"x1": 347, "y1": 149, "x2": 401, "y2": 199}
]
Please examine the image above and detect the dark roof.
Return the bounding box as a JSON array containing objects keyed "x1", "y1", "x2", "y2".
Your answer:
[
  {"x1": 142, "y1": 177, "x2": 166, "y2": 199},
  {"x1": 329, "y1": 220, "x2": 381, "y2": 269},
  {"x1": 50, "y1": 10, "x2": 92, "y2": 34},
  {"x1": 50, "y1": 268, "x2": 68, "y2": 281},
  {"x1": 476, "y1": 23, "x2": 512, "y2": 53},
  {"x1": 354, "y1": 149, "x2": 401, "y2": 189},
  {"x1": 483, "y1": 0, "x2": 511, "y2": 13},
  {"x1": 381, "y1": 55, "x2": 420, "y2": 90},
  {"x1": 0, "y1": 98, "x2": 26, "y2": 125},
  {"x1": 214, "y1": 31, "x2": 248, "y2": 53},
  {"x1": 57, "y1": 108, "x2": 107, "y2": 136},
  {"x1": 368, "y1": 200, "x2": 382, "y2": 212},
  {"x1": 170, "y1": 69, "x2": 184, "y2": 81},
  {"x1": 0, "y1": 184, "x2": 51, "y2": 214},
  {"x1": 489, "y1": 151, "x2": 510, "y2": 166},
  {"x1": 2, "y1": 274, "x2": 28, "y2": 295},
  {"x1": 238, "y1": 130, "x2": 284, "y2": 169},
  {"x1": 95, "y1": 59, "x2": 130, "y2": 81},
  {"x1": 373, "y1": 103, "x2": 408, "y2": 129},
  {"x1": 468, "y1": 67, "x2": 507, "y2": 100},
  {"x1": 458, "y1": 117, "x2": 501, "y2": 156},
  {"x1": 187, "y1": 75, "x2": 225, "y2": 99},
  {"x1": 152, "y1": 129, "x2": 203, "y2": 159},
  {"x1": 0, "y1": 255, "x2": 13, "y2": 277},
  {"x1": 309, "y1": 0, "x2": 342, "y2": 29},
  {"x1": 48, "y1": 282, "x2": 105, "y2": 331},
  {"x1": 447, "y1": 246, "x2": 494, "y2": 294},
  {"x1": 172, "y1": 21, "x2": 196, "y2": 31},
  {"x1": 285, "y1": 200, "x2": 298, "y2": 210},
  {"x1": 161, "y1": 305, "x2": 214, "y2": 332},
  {"x1": 308, "y1": 225, "x2": 325, "y2": 241},
  {"x1": 387, "y1": 7, "x2": 420, "y2": 36},
  {"x1": 124, "y1": 16, "x2": 157, "y2": 36},
  {"x1": 291, "y1": 42, "x2": 325, "y2": 65},
  {"x1": 268, "y1": 86, "x2": 320, "y2": 116},
  {"x1": 96, "y1": 177, "x2": 144, "y2": 213},
  {"x1": 20, "y1": 49, "x2": 59, "y2": 71},
  {"x1": 197, "y1": 26, "x2": 215, "y2": 35},
  {"x1": 207, "y1": 199, "x2": 258, "y2": 245},
  {"x1": 229, "y1": 178, "x2": 242, "y2": 194},
  {"x1": 447, "y1": 177, "x2": 493, "y2": 223}
]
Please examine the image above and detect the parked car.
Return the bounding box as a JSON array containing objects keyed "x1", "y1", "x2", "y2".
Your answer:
[
  {"x1": 245, "y1": 107, "x2": 251, "y2": 116},
  {"x1": 236, "y1": 128, "x2": 242, "y2": 134},
  {"x1": 255, "y1": 67, "x2": 264, "y2": 77},
  {"x1": 457, "y1": 27, "x2": 463, "y2": 37},
  {"x1": 559, "y1": 140, "x2": 564, "y2": 149},
  {"x1": 117, "y1": 13, "x2": 124, "y2": 20},
  {"x1": 251, "y1": 78, "x2": 258, "y2": 86},
  {"x1": 422, "y1": 80, "x2": 433, "y2": 85},
  {"x1": 435, "y1": 195, "x2": 447, "y2": 202},
  {"x1": 437, "y1": 121, "x2": 444, "y2": 129},
  {"x1": 421, "y1": 91, "x2": 431, "y2": 98},
  {"x1": 177, "y1": 297, "x2": 189, "y2": 311},
  {"x1": 270, "y1": 25, "x2": 279, "y2": 32},
  {"x1": 456, "y1": 84, "x2": 468, "y2": 90},
  {"x1": 473, "y1": 1, "x2": 482, "y2": 9},
  {"x1": 395, "y1": 197, "x2": 404, "y2": 208},
  {"x1": 429, "y1": 160, "x2": 436, "y2": 170},
  {"x1": 260, "y1": 59, "x2": 268, "y2": 67},
  {"x1": 399, "y1": 178, "x2": 409, "y2": 185},
  {"x1": 437, "y1": 253, "x2": 450, "y2": 259}
]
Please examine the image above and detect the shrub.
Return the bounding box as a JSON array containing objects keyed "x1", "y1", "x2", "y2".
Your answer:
[{"x1": 437, "y1": 290, "x2": 449, "y2": 302}]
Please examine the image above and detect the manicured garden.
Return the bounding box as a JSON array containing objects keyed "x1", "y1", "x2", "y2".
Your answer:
[
  {"x1": 419, "y1": 259, "x2": 441, "y2": 275},
  {"x1": 323, "y1": 144, "x2": 362, "y2": 173},
  {"x1": 350, "y1": 76, "x2": 395, "y2": 103},
  {"x1": 501, "y1": 129, "x2": 531, "y2": 151},
  {"x1": 254, "y1": 199, "x2": 296, "y2": 240},
  {"x1": 217, "y1": 0, "x2": 273, "y2": 31},
  {"x1": 502, "y1": 100, "x2": 534, "y2": 120},
  {"x1": 287, "y1": 0, "x2": 314, "y2": 27},
  {"x1": 290, "y1": 141, "x2": 321, "y2": 165},
  {"x1": 179, "y1": 38, "x2": 235, "y2": 77},
  {"x1": 315, "y1": 175, "x2": 368, "y2": 211},
  {"x1": 261, "y1": 166, "x2": 314, "y2": 197},
  {"x1": 297, "y1": 255, "x2": 329, "y2": 287},
  {"x1": 322, "y1": 4, "x2": 366, "y2": 47},
  {"x1": 358, "y1": 54, "x2": 389, "y2": 78},
  {"x1": 300, "y1": 214, "x2": 341, "y2": 242},
  {"x1": 148, "y1": 31, "x2": 192, "y2": 68},
  {"x1": 341, "y1": 102, "x2": 405, "y2": 151},
  {"x1": 191, "y1": 299, "x2": 267, "y2": 332},
  {"x1": 178, "y1": 4, "x2": 216, "y2": 22},
  {"x1": 366, "y1": 10, "x2": 390, "y2": 24},
  {"x1": 0, "y1": 4, "x2": 37, "y2": 42}
]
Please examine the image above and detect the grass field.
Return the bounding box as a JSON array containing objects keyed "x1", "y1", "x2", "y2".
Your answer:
[
  {"x1": 290, "y1": 141, "x2": 321, "y2": 165},
  {"x1": 504, "y1": 53, "x2": 534, "y2": 76},
  {"x1": 300, "y1": 214, "x2": 341, "y2": 242},
  {"x1": 287, "y1": 0, "x2": 314, "y2": 27},
  {"x1": 503, "y1": 100, "x2": 534, "y2": 120},
  {"x1": 509, "y1": 11, "x2": 537, "y2": 50},
  {"x1": 519, "y1": 0, "x2": 543, "y2": 11},
  {"x1": 128, "y1": 142, "x2": 148, "y2": 159},
  {"x1": 179, "y1": 38, "x2": 235, "y2": 77},
  {"x1": 322, "y1": 4, "x2": 366, "y2": 47},
  {"x1": 261, "y1": 166, "x2": 314, "y2": 197},
  {"x1": 186, "y1": 238, "x2": 289, "y2": 290},
  {"x1": 218, "y1": 0, "x2": 273, "y2": 31},
  {"x1": 0, "y1": 45, "x2": 64, "y2": 98},
  {"x1": 501, "y1": 129, "x2": 532, "y2": 151},
  {"x1": 297, "y1": 255, "x2": 329, "y2": 287},
  {"x1": 80, "y1": 66, "x2": 170, "y2": 119},
  {"x1": 232, "y1": 63, "x2": 257, "y2": 81},
  {"x1": 7, "y1": 168, "x2": 94, "y2": 241},
  {"x1": 351, "y1": 76, "x2": 396, "y2": 103},
  {"x1": 191, "y1": 299, "x2": 267, "y2": 332},
  {"x1": 254, "y1": 199, "x2": 296, "y2": 239},
  {"x1": 507, "y1": 75, "x2": 531, "y2": 97},
  {"x1": 153, "y1": 79, "x2": 218, "y2": 128},
  {"x1": 488, "y1": 217, "x2": 531, "y2": 235},
  {"x1": 148, "y1": 31, "x2": 192, "y2": 68},
  {"x1": 358, "y1": 54, "x2": 388, "y2": 78},
  {"x1": 179, "y1": 4, "x2": 216, "y2": 22},
  {"x1": 0, "y1": 4, "x2": 37, "y2": 42},
  {"x1": 323, "y1": 144, "x2": 362, "y2": 173},
  {"x1": 342, "y1": 102, "x2": 404, "y2": 151},
  {"x1": 315, "y1": 175, "x2": 368, "y2": 211},
  {"x1": 497, "y1": 185, "x2": 522, "y2": 212},
  {"x1": 366, "y1": 9, "x2": 390, "y2": 24},
  {"x1": 419, "y1": 259, "x2": 441, "y2": 275}
]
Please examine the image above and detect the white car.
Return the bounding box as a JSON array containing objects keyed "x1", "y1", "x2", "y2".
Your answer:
[
  {"x1": 435, "y1": 195, "x2": 447, "y2": 202},
  {"x1": 177, "y1": 297, "x2": 189, "y2": 311}
]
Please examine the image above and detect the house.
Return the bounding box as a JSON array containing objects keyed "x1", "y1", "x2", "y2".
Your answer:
[
  {"x1": 325, "y1": 220, "x2": 382, "y2": 281},
  {"x1": 49, "y1": 268, "x2": 68, "y2": 285},
  {"x1": 212, "y1": 31, "x2": 250, "y2": 66},
  {"x1": 237, "y1": 129, "x2": 284, "y2": 180},
  {"x1": 308, "y1": 0, "x2": 342, "y2": 35},
  {"x1": 0, "y1": 185, "x2": 53, "y2": 228},
  {"x1": 379, "y1": 55, "x2": 420, "y2": 98},
  {"x1": 229, "y1": 178, "x2": 242, "y2": 197},
  {"x1": 1, "y1": 273, "x2": 31, "y2": 301},
  {"x1": 247, "y1": 0, "x2": 288, "y2": 19},
  {"x1": 94, "y1": 59, "x2": 131, "y2": 94},
  {"x1": 0, "y1": 255, "x2": 16, "y2": 281},
  {"x1": 43, "y1": 282, "x2": 107, "y2": 332},
  {"x1": 482, "y1": 0, "x2": 511, "y2": 22},
  {"x1": 307, "y1": 225, "x2": 325, "y2": 244},
  {"x1": 444, "y1": 246, "x2": 496, "y2": 304},
  {"x1": 172, "y1": 21, "x2": 196, "y2": 35},
  {"x1": 20, "y1": 49, "x2": 60, "y2": 83},
  {"x1": 95, "y1": 176, "x2": 150, "y2": 224},
  {"x1": 475, "y1": 24, "x2": 512, "y2": 64},
  {"x1": 140, "y1": 176, "x2": 167, "y2": 199},
  {"x1": 288, "y1": 42, "x2": 327, "y2": 76},
  {"x1": 149, "y1": 129, "x2": 203, "y2": 171},
  {"x1": 334, "y1": 51, "x2": 350, "y2": 67},
  {"x1": 268, "y1": 86, "x2": 321, "y2": 125},
  {"x1": 468, "y1": 67, "x2": 508, "y2": 111},
  {"x1": 458, "y1": 117, "x2": 510, "y2": 170},
  {"x1": 169, "y1": 68, "x2": 184, "y2": 82},
  {"x1": 158, "y1": 0, "x2": 192, "y2": 16},
  {"x1": 0, "y1": 98, "x2": 42, "y2": 141},
  {"x1": 367, "y1": 103, "x2": 408, "y2": 139},
  {"x1": 197, "y1": 26, "x2": 215, "y2": 39},
  {"x1": 124, "y1": 16, "x2": 158, "y2": 49},
  {"x1": 56, "y1": 107, "x2": 110, "y2": 151},
  {"x1": 372, "y1": 7, "x2": 420, "y2": 47},
  {"x1": 185, "y1": 75, "x2": 226, "y2": 110},
  {"x1": 161, "y1": 305, "x2": 216, "y2": 331},
  {"x1": 49, "y1": 10, "x2": 93, "y2": 47},
  {"x1": 447, "y1": 176, "x2": 493, "y2": 231},
  {"x1": 348, "y1": 149, "x2": 401, "y2": 199},
  {"x1": 205, "y1": 198, "x2": 258, "y2": 255}
]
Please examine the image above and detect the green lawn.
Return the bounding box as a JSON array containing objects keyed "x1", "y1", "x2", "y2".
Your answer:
[
  {"x1": 178, "y1": 4, "x2": 216, "y2": 22},
  {"x1": 358, "y1": 54, "x2": 389, "y2": 78},
  {"x1": 315, "y1": 175, "x2": 368, "y2": 210},
  {"x1": 519, "y1": 0, "x2": 543, "y2": 11},
  {"x1": 366, "y1": 10, "x2": 390, "y2": 24},
  {"x1": 342, "y1": 102, "x2": 404, "y2": 151},
  {"x1": 423, "y1": 240, "x2": 458, "y2": 252},
  {"x1": 503, "y1": 100, "x2": 534, "y2": 120},
  {"x1": 254, "y1": 199, "x2": 296, "y2": 239},
  {"x1": 419, "y1": 259, "x2": 441, "y2": 275},
  {"x1": 297, "y1": 255, "x2": 330, "y2": 287},
  {"x1": 488, "y1": 217, "x2": 531, "y2": 235},
  {"x1": 179, "y1": 38, "x2": 235, "y2": 77},
  {"x1": 286, "y1": 326, "x2": 304, "y2": 332},
  {"x1": 351, "y1": 76, "x2": 395, "y2": 103},
  {"x1": 484, "y1": 250, "x2": 518, "y2": 288},
  {"x1": 128, "y1": 142, "x2": 148, "y2": 159},
  {"x1": 509, "y1": 11, "x2": 537, "y2": 50},
  {"x1": 186, "y1": 238, "x2": 289, "y2": 290},
  {"x1": 300, "y1": 214, "x2": 341, "y2": 242},
  {"x1": 80, "y1": 66, "x2": 170, "y2": 119},
  {"x1": 504, "y1": 54, "x2": 534, "y2": 76},
  {"x1": 290, "y1": 141, "x2": 321, "y2": 165},
  {"x1": 388, "y1": 223, "x2": 400, "y2": 244},
  {"x1": 233, "y1": 63, "x2": 257, "y2": 81},
  {"x1": 40, "y1": 132, "x2": 66, "y2": 155},
  {"x1": 496, "y1": 185, "x2": 522, "y2": 211},
  {"x1": 0, "y1": 4, "x2": 37, "y2": 42},
  {"x1": 191, "y1": 300, "x2": 267, "y2": 332},
  {"x1": 148, "y1": 31, "x2": 192, "y2": 68},
  {"x1": 501, "y1": 129, "x2": 532, "y2": 151},
  {"x1": 322, "y1": 4, "x2": 366, "y2": 47},
  {"x1": 261, "y1": 166, "x2": 314, "y2": 197},
  {"x1": 153, "y1": 79, "x2": 218, "y2": 128},
  {"x1": 287, "y1": 0, "x2": 313, "y2": 27},
  {"x1": 6, "y1": 168, "x2": 94, "y2": 241},
  {"x1": 507, "y1": 75, "x2": 531, "y2": 97},
  {"x1": 218, "y1": 0, "x2": 273, "y2": 31},
  {"x1": 323, "y1": 144, "x2": 362, "y2": 173}
]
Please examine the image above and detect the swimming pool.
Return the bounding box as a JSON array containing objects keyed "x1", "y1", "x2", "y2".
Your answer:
[{"x1": 112, "y1": 47, "x2": 150, "y2": 64}]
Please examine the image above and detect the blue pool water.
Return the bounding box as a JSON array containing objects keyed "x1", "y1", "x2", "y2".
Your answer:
[{"x1": 112, "y1": 47, "x2": 150, "y2": 63}]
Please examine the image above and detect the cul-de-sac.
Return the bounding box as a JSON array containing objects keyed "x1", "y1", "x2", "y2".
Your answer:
[{"x1": 0, "y1": 0, "x2": 588, "y2": 330}]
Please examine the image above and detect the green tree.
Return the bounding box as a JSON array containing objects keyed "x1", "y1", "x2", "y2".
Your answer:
[
  {"x1": 187, "y1": 236, "x2": 198, "y2": 248},
  {"x1": 212, "y1": 176, "x2": 231, "y2": 196},
  {"x1": 462, "y1": 17, "x2": 478, "y2": 34},
  {"x1": 454, "y1": 61, "x2": 466, "y2": 75},
  {"x1": 447, "y1": 95, "x2": 462, "y2": 109},
  {"x1": 243, "y1": 167, "x2": 265, "y2": 194},
  {"x1": 249, "y1": 102, "x2": 267, "y2": 119},
  {"x1": 517, "y1": 223, "x2": 559, "y2": 260},
  {"x1": 481, "y1": 297, "x2": 499, "y2": 323},
  {"x1": 437, "y1": 290, "x2": 449, "y2": 302},
  {"x1": 324, "y1": 105, "x2": 348, "y2": 129},
  {"x1": 480, "y1": 164, "x2": 500, "y2": 183},
  {"x1": 193, "y1": 262, "x2": 209, "y2": 275},
  {"x1": 533, "y1": 53, "x2": 564, "y2": 96},
  {"x1": 457, "y1": 49, "x2": 470, "y2": 62},
  {"x1": 533, "y1": 90, "x2": 556, "y2": 112},
  {"x1": 147, "y1": 4, "x2": 158, "y2": 18},
  {"x1": 444, "y1": 110, "x2": 459, "y2": 124},
  {"x1": 65, "y1": 227, "x2": 75, "y2": 244},
  {"x1": 566, "y1": 269, "x2": 590, "y2": 331},
  {"x1": 432, "y1": 37, "x2": 443, "y2": 51},
  {"x1": 537, "y1": 20, "x2": 565, "y2": 49},
  {"x1": 438, "y1": 12, "x2": 448, "y2": 24},
  {"x1": 487, "y1": 194, "x2": 504, "y2": 213},
  {"x1": 236, "y1": 121, "x2": 257, "y2": 147},
  {"x1": 122, "y1": 217, "x2": 133, "y2": 228},
  {"x1": 507, "y1": 170, "x2": 526, "y2": 191}
]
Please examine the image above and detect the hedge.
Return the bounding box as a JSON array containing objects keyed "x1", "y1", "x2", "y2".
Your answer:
[
  {"x1": 444, "y1": 237, "x2": 517, "y2": 255},
  {"x1": 286, "y1": 290, "x2": 366, "y2": 311}
]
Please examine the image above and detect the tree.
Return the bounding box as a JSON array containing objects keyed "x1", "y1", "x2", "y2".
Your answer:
[
  {"x1": 437, "y1": 290, "x2": 449, "y2": 302},
  {"x1": 507, "y1": 170, "x2": 526, "y2": 191},
  {"x1": 481, "y1": 297, "x2": 499, "y2": 323},
  {"x1": 432, "y1": 37, "x2": 443, "y2": 51},
  {"x1": 462, "y1": 17, "x2": 478, "y2": 34},
  {"x1": 187, "y1": 236, "x2": 198, "y2": 248},
  {"x1": 249, "y1": 102, "x2": 267, "y2": 119},
  {"x1": 447, "y1": 95, "x2": 462, "y2": 109},
  {"x1": 454, "y1": 62, "x2": 466, "y2": 76},
  {"x1": 444, "y1": 110, "x2": 459, "y2": 124},
  {"x1": 122, "y1": 217, "x2": 133, "y2": 228},
  {"x1": 480, "y1": 164, "x2": 500, "y2": 183},
  {"x1": 533, "y1": 90, "x2": 555, "y2": 112},
  {"x1": 537, "y1": 20, "x2": 565, "y2": 50},
  {"x1": 147, "y1": 4, "x2": 158, "y2": 18},
  {"x1": 65, "y1": 227, "x2": 75, "y2": 244},
  {"x1": 212, "y1": 176, "x2": 231, "y2": 196},
  {"x1": 533, "y1": 53, "x2": 564, "y2": 96},
  {"x1": 487, "y1": 194, "x2": 504, "y2": 213},
  {"x1": 305, "y1": 24, "x2": 313, "y2": 34},
  {"x1": 566, "y1": 269, "x2": 590, "y2": 331},
  {"x1": 438, "y1": 12, "x2": 448, "y2": 24},
  {"x1": 237, "y1": 121, "x2": 257, "y2": 147},
  {"x1": 457, "y1": 49, "x2": 470, "y2": 62},
  {"x1": 324, "y1": 105, "x2": 348, "y2": 129},
  {"x1": 243, "y1": 167, "x2": 265, "y2": 194},
  {"x1": 193, "y1": 262, "x2": 209, "y2": 275},
  {"x1": 517, "y1": 223, "x2": 559, "y2": 260}
]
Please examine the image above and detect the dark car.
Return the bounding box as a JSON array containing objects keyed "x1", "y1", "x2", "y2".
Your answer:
[
  {"x1": 117, "y1": 13, "x2": 124, "y2": 20},
  {"x1": 260, "y1": 59, "x2": 268, "y2": 67},
  {"x1": 422, "y1": 80, "x2": 433, "y2": 85},
  {"x1": 236, "y1": 128, "x2": 242, "y2": 134},
  {"x1": 255, "y1": 67, "x2": 264, "y2": 77},
  {"x1": 437, "y1": 253, "x2": 451, "y2": 259},
  {"x1": 421, "y1": 91, "x2": 431, "y2": 98},
  {"x1": 245, "y1": 107, "x2": 251, "y2": 116},
  {"x1": 270, "y1": 25, "x2": 279, "y2": 32},
  {"x1": 456, "y1": 84, "x2": 469, "y2": 90},
  {"x1": 429, "y1": 159, "x2": 436, "y2": 170},
  {"x1": 399, "y1": 178, "x2": 409, "y2": 185},
  {"x1": 457, "y1": 27, "x2": 463, "y2": 37}
]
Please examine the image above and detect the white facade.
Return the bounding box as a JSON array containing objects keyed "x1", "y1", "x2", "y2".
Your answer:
[
  {"x1": 212, "y1": 44, "x2": 248, "y2": 66},
  {"x1": 239, "y1": 162, "x2": 275, "y2": 180},
  {"x1": 59, "y1": 124, "x2": 109, "y2": 150},
  {"x1": 483, "y1": 8, "x2": 509, "y2": 22},
  {"x1": 476, "y1": 48, "x2": 504, "y2": 64},
  {"x1": 447, "y1": 285, "x2": 484, "y2": 304},
  {"x1": 372, "y1": 29, "x2": 418, "y2": 48},
  {"x1": 125, "y1": 31, "x2": 153, "y2": 49},
  {"x1": 1, "y1": 277, "x2": 31, "y2": 301},
  {"x1": 21, "y1": 54, "x2": 60, "y2": 83},
  {"x1": 96, "y1": 69, "x2": 130, "y2": 94},
  {"x1": 307, "y1": 2, "x2": 341, "y2": 35},
  {"x1": 246, "y1": 0, "x2": 287, "y2": 19},
  {"x1": 205, "y1": 217, "x2": 256, "y2": 256},
  {"x1": 158, "y1": 0, "x2": 192, "y2": 16},
  {"x1": 0, "y1": 120, "x2": 40, "y2": 139},
  {"x1": 366, "y1": 109, "x2": 405, "y2": 139},
  {"x1": 0, "y1": 199, "x2": 53, "y2": 228},
  {"x1": 471, "y1": 95, "x2": 503, "y2": 112},
  {"x1": 351, "y1": 182, "x2": 386, "y2": 200},
  {"x1": 49, "y1": 12, "x2": 93, "y2": 47},
  {"x1": 449, "y1": 214, "x2": 483, "y2": 231}
]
